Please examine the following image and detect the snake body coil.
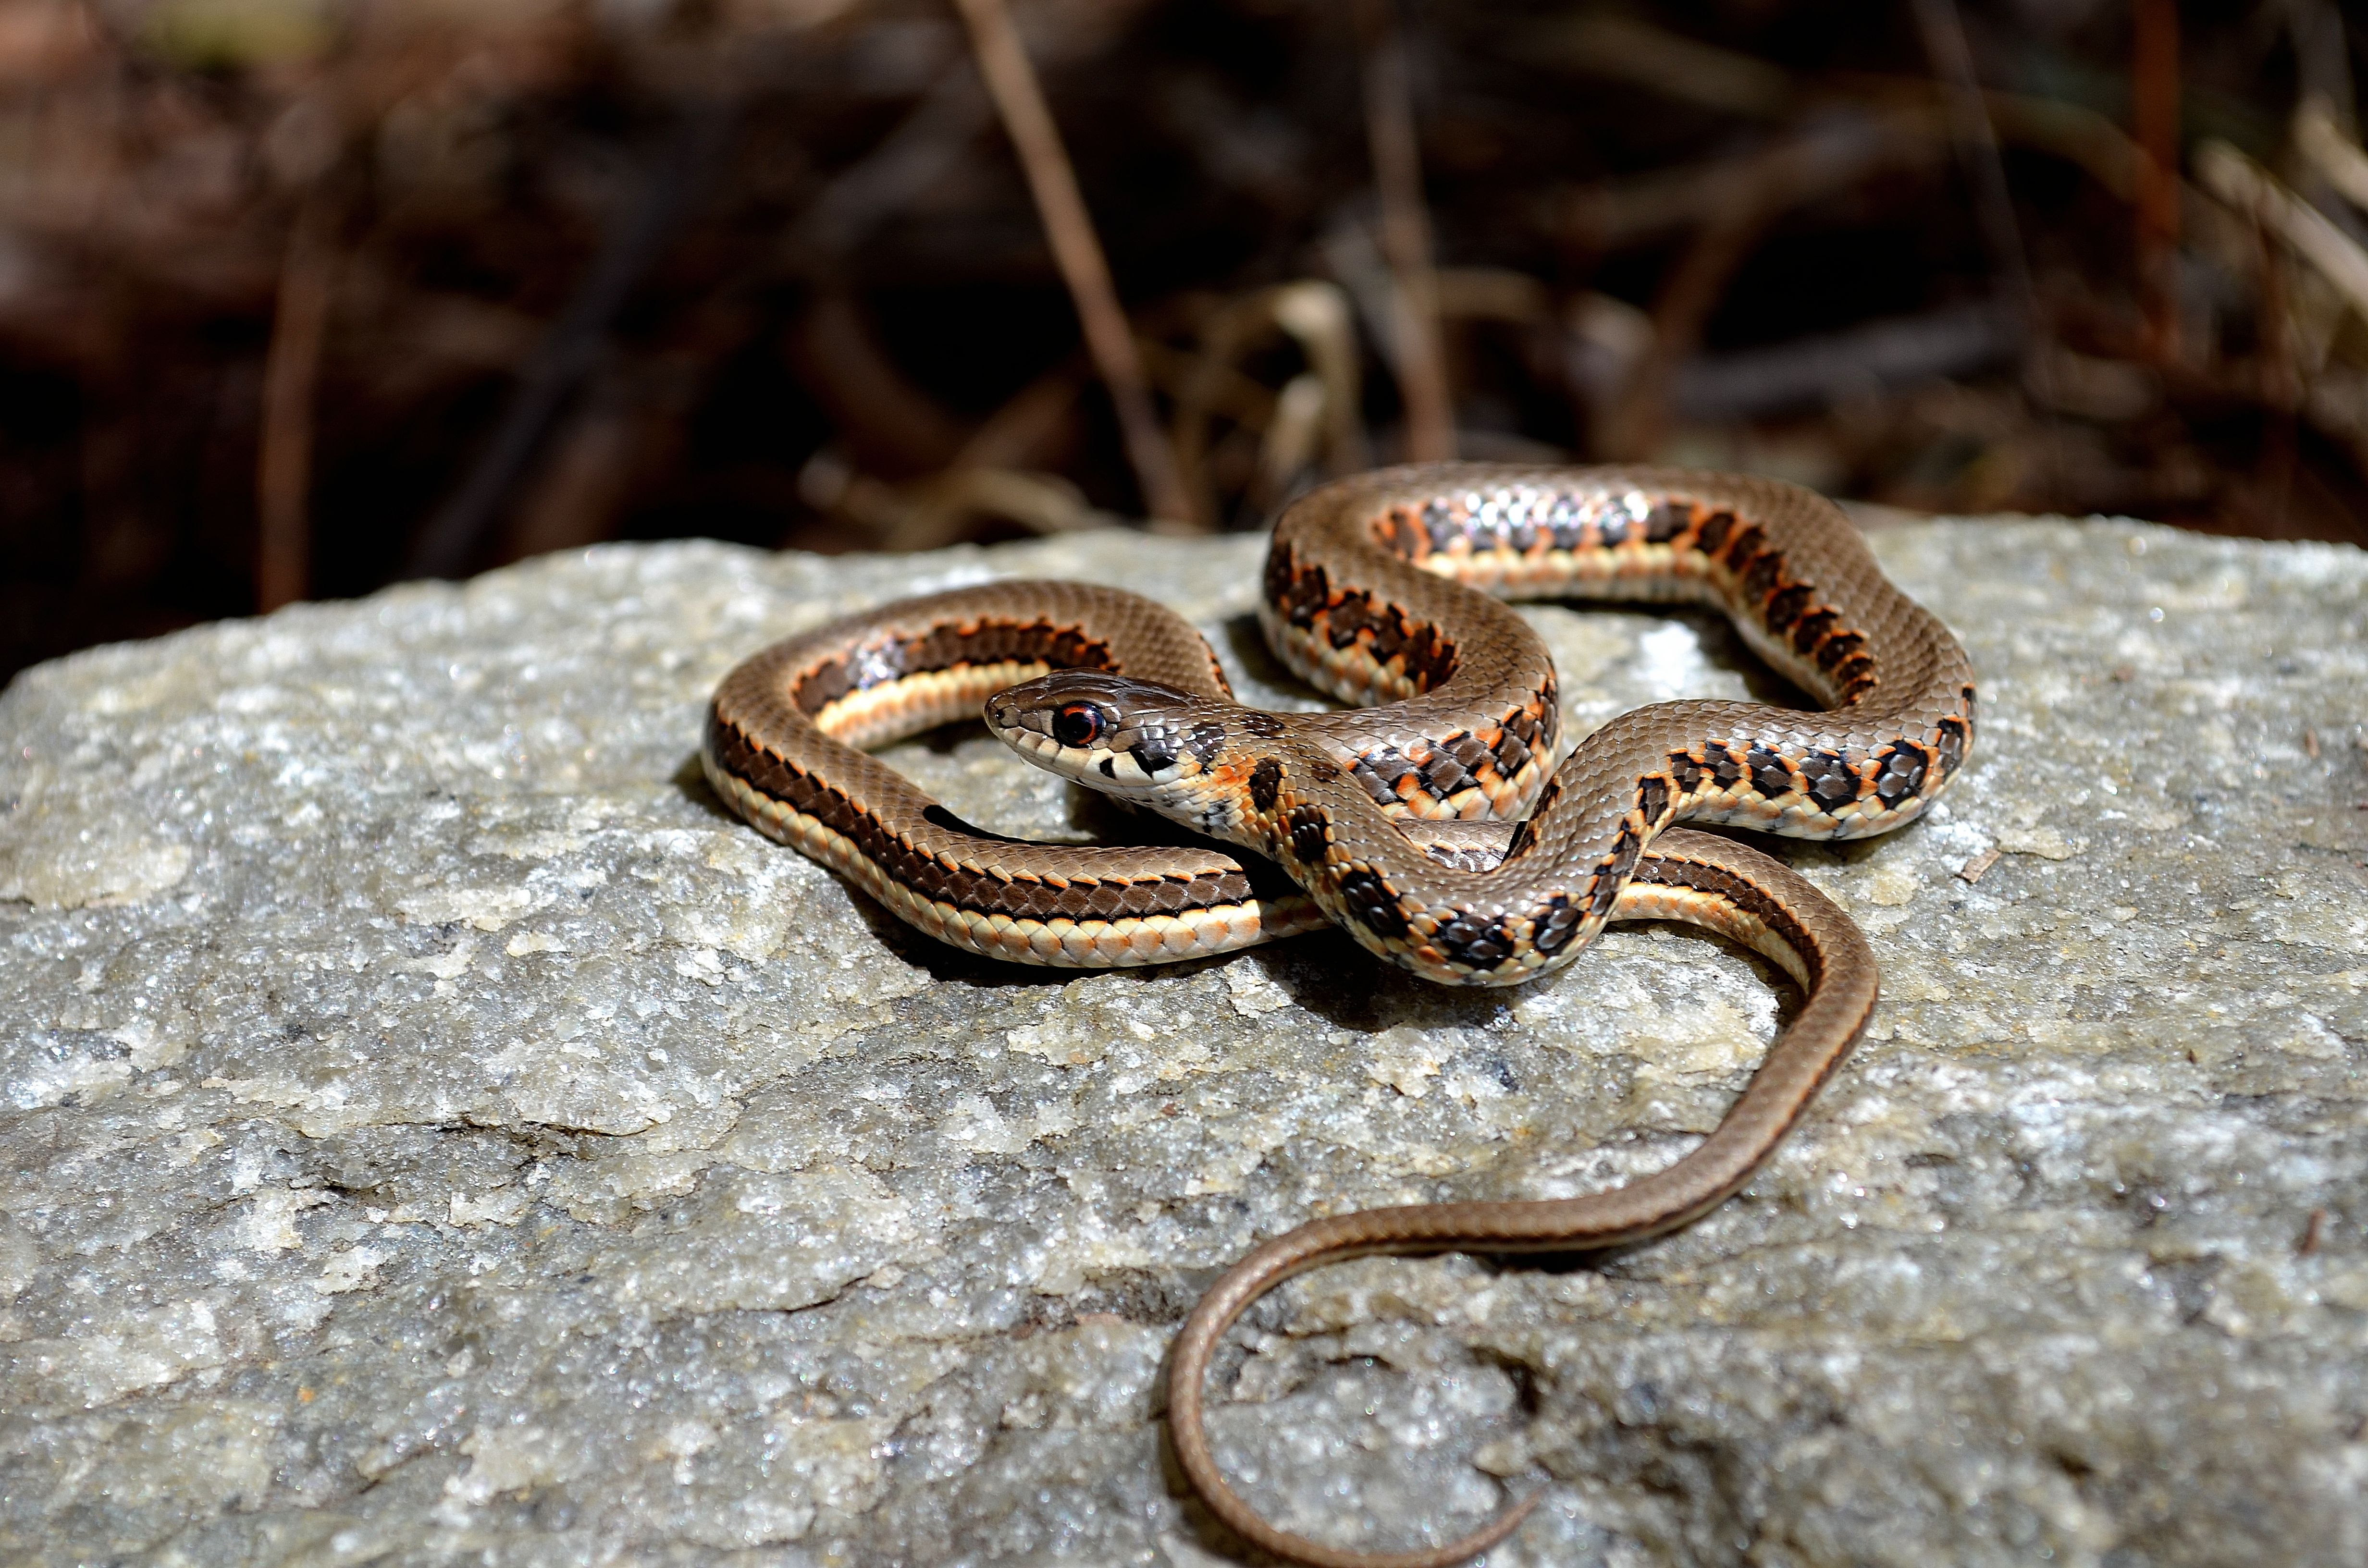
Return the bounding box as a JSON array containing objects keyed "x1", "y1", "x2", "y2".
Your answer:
[
  {"x1": 987, "y1": 465, "x2": 1973, "y2": 984},
  {"x1": 703, "y1": 464, "x2": 1974, "y2": 1567}
]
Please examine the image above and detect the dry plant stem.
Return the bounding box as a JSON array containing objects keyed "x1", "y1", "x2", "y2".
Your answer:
[
  {"x1": 1908, "y1": 0, "x2": 2059, "y2": 491},
  {"x1": 1908, "y1": 0, "x2": 2038, "y2": 340},
  {"x1": 1172, "y1": 282, "x2": 1367, "y2": 524},
  {"x1": 1591, "y1": 116, "x2": 1973, "y2": 455},
  {"x1": 499, "y1": 395, "x2": 659, "y2": 564},
  {"x1": 952, "y1": 0, "x2": 1193, "y2": 527},
  {"x1": 2295, "y1": 98, "x2": 2368, "y2": 215},
  {"x1": 787, "y1": 291, "x2": 969, "y2": 478},
  {"x1": 2285, "y1": 3, "x2": 2356, "y2": 140},
  {"x1": 1355, "y1": 0, "x2": 1454, "y2": 463},
  {"x1": 2196, "y1": 141, "x2": 2368, "y2": 324},
  {"x1": 2132, "y1": 0, "x2": 2183, "y2": 360},
  {"x1": 791, "y1": 65, "x2": 989, "y2": 260},
  {"x1": 405, "y1": 102, "x2": 733, "y2": 579},
  {"x1": 1269, "y1": 281, "x2": 1368, "y2": 473},
  {"x1": 1254, "y1": 374, "x2": 1329, "y2": 506},
  {"x1": 1552, "y1": 11, "x2": 2150, "y2": 210},
  {"x1": 1593, "y1": 122, "x2": 1929, "y2": 460},
  {"x1": 1672, "y1": 301, "x2": 2019, "y2": 423},
  {"x1": 1977, "y1": 89, "x2": 2141, "y2": 200},
  {"x1": 256, "y1": 196, "x2": 334, "y2": 613},
  {"x1": 2254, "y1": 215, "x2": 2299, "y2": 530},
  {"x1": 1542, "y1": 12, "x2": 1794, "y2": 118},
  {"x1": 1604, "y1": 204, "x2": 1771, "y2": 460},
  {"x1": 1558, "y1": 91, "x2": 2141, "y2": 257}
]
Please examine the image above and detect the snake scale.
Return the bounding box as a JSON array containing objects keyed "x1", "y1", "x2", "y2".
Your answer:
[{"x1": 704, "y1": 464, "x2": 1975, "y2": 1568}]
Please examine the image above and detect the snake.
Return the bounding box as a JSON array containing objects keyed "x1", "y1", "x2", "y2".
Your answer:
[{"x1": 703, "y1": 463, "x2": 1974, "y2": 1567}]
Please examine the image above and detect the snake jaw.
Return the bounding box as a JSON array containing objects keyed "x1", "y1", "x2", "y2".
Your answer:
[{"x1": 987, "y1": 670, "x2": 1234, "y2": 809}]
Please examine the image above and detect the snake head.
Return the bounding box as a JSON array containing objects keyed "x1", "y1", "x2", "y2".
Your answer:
[{"x1": 987, "y1": 672, "x2": 1227, "y2": 798}]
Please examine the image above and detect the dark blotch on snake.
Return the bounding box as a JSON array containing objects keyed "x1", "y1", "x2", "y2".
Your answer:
[
  {"x1": 1419, "y1": 752, "x2": 1472, "y2": 798},
  {"x1": 1808, "y1": 753, "x2": 1858, "y2": 808},
  {"x1": 1262, "y1": 543, "x2": 1298, "y2": 615},
  {"x1": 1237, "y1": 710, "x2": 1286, "y2": 740},
  {"x1": 1506, "y1": 776, "x2": 1562, "y2": 860},
  {"x1": 1286, "y1": 805, "x2": 1330, "y2": 865},
  {"x1": 1743, "y1": 548, "x2": 1786, "y2": 600},
  {"x1": 1791, "y1": 607, "x2": 1839, "y2": 654},
  {"x1": 1352, "y1": 747, "x2": 1416, "y2": 807},
  {"x1": 1324, "y1": 594, "x2": 1370, "y2": 649},
  {"x1": 1637, "y1": 774, "x2": 1671, "y2": 825},
  {"x1": 1748, "y1": 745, "x2": 1794, "y2": 797},
  {"x1": 1248, "y1": 757, "x2": 1284, "y2": 815},
  {"x1": 1420, "y1": 500, "x2": 1458, "y2": 553},
  {"x1": 1447, "y1": 731, "x2": 1493, "y2": 770},
  {"x1": 1532, "y1": 896, "x2": 1583, "y2": 956},
  {"x1": 1874, "y1": 744, "x2": 1927, "y2": 806},
  {"x1": 1338, "y1": 868, "x2": 1411, "y2": 940},
  {"x1": 1435, "y1": 912, "x2": 1515, "y2": 970},
  {"x1": 1936, "y1": 716, "x2": 1969, "y2": 774},
  {"x1": 1587, "y1": 825, "x2": 1644, "y2": 918},
  {"x1": 1401, "y1": 624, "x2": 1458, "y2": 691}
]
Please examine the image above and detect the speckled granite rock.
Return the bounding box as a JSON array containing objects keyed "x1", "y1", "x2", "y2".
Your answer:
[{"x1": 1, "y1": 517, "x2": 2363, "y2": 1568}]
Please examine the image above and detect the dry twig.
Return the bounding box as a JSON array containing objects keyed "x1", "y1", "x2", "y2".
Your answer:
[
  {"x1": 1591, "y1": 116, "x2": 1943, "y2": 456},
  {"x1": 1535, "y1": 13, "x2": 1794, "y2": 119},
  {"x1": 952, "y1": 0, "x2": 1192, "y2": 527},
  {"x1": 1909, "y1": 0, "x2": 2036, "y2": 335},
  {"x1": 1355, "y1": 0, "x2": 1454, "y2": 462},
  {"x1": 1603, "y1": 202, "x2": 1770, "y2": 460},
  {"x1": 1173, "y1": 281, "x2": 1366, "y2": 525},
  {"x1": 785, "y1": 290, "x2": 969, "y2": 478},
  {"x1": 2295, "y1": 98, "x2": 2368, "y2": 215},
  {"x1": 2196, "y1": 141, "x2": 2368, "y2": 324},
  {"x1": 256, "y1": 196, "x2": 334, "y2": 613},
  {"x1": 2132, "y1": 0, "x2": 2182, "y2": 359},
  {"x1": 1558, "y1": 110, "x2": 1948, "y2": 254},
  {"x1": 406, "y1": 102, "x2": 734, "y2": 579}
]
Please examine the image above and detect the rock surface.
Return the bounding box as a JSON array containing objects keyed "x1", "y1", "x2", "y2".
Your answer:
[{"x1": 2, "y1": 517, "x2": 2364, "y2": 1568}]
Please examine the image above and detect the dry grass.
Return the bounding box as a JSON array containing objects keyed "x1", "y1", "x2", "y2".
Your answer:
[{"x1": 5, "y1": 0, "x2": 2368, "y2": 680}]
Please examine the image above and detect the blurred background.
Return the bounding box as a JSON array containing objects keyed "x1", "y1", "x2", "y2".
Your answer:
[{"x1": 3, "y1": 0, "x2": 2366, "y2": 683}]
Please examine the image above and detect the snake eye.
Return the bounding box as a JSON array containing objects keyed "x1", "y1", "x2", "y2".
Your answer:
[{"x1": 1051, "y1": 703, "x2": 1105, "y2": 748}]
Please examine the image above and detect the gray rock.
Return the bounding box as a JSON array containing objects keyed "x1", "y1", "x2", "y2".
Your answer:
[{"x1": 1, "y1": 518, "x2": 2363, "y2": 1568}]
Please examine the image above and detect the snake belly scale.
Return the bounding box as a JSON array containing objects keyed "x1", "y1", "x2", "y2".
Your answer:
[{"x1": 703, "y1": 463, "x2": 1974, "y2": 1567}]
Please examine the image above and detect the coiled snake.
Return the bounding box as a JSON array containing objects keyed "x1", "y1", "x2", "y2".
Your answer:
[{"x1": 705, "y1": 464, "x2": 1975, "y2": 1567}]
